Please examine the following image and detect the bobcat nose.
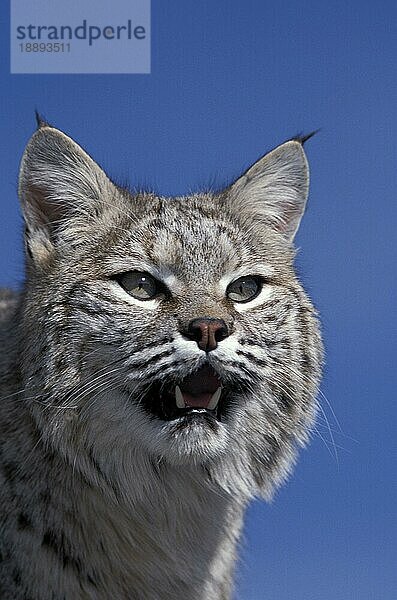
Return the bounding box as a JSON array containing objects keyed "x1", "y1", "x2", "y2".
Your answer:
[{"x1": 185, "y1": 318, "x2": 229, "y2": 352}]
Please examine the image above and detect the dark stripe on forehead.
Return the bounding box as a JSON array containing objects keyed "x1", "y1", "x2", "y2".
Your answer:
[{"x1": 144, "y1": 209, "x2": 239, "y2": 238}]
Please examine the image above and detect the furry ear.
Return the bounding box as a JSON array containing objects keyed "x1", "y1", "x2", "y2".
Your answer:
[
  {"x1": 18, "y1": 125, "x2": 115, "y2": 263},
  {"x1": 226, "y1": 140, "x2": 310, "y2": 241}
]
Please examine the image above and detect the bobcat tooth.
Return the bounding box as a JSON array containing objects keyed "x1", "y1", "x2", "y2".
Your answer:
[
  {"x1": 175, "y1": 385, "x2": 185, "y2": 409},
  {"x1": 207, "y1": 387, "x2": 222, "y2": 410}
]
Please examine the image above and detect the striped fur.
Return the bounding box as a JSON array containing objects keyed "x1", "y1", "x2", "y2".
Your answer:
[{"x1": 0, "y1": 125, "x2": 322, "y2": 599}]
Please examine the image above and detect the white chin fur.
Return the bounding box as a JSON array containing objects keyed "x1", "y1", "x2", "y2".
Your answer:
[
  {"x1": 158, "y1": 418, "x2": 229, "y2": 465},
  {"x1": 84, "y1": 390, "x2": 229, "y2": 468}
]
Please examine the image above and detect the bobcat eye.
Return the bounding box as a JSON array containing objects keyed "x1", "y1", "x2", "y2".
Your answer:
[
  {"x1": 226, "y1": 276, "x2": 262, "y2": 303},
  {"x1": 116, "y1": 271, "x2": 159, "y2": 300}
]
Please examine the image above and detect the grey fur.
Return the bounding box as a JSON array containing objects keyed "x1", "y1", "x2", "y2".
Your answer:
[{"x1": 0, "y1": 125, "x2": 322, "y2": 599}]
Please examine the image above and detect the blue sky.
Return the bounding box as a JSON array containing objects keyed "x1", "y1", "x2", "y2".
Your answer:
[{"x1": 1, "y1": 1, "x2": 396, "y2": 598}]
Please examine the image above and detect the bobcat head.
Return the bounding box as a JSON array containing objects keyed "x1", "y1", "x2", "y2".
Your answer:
[{"x1": 18, "y1": 123, "x2": 322, "y2": 500}]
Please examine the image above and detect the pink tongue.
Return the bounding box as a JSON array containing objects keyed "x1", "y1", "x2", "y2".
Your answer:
[
  {"x1": 182, "y1": 392, "x2": 212, "y2": 409},
  {"x1": 179, "y1": 365, "x2": 221, "y2": 408}
]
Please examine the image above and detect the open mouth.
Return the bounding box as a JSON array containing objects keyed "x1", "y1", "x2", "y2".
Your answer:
[{"x1": 140, "y1": 364, "x2": 230, "y2": 422}]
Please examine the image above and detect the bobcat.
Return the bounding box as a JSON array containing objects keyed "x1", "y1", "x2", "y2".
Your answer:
[{"x1": 0, "y1": 120, "x2": 322, "y2": 599}]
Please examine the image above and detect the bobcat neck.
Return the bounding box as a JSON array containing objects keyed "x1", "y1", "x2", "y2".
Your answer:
[{"x1": 0, "y1": 384, "x2": 244, "y2": 600}]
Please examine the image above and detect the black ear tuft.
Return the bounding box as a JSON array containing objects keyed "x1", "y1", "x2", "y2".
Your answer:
[
  {"x1": 293, "y1": 130, "x2": 320, "y2": 145},
  {"x1": 34, "y1": 110, "x2": 51, "y2": 130}
]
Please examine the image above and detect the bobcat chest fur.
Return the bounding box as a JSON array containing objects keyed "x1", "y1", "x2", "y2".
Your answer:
[{"x1": 0, "y1": 123, "x2": 322, "y2": 599}]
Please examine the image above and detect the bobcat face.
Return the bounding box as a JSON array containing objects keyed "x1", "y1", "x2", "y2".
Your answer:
[
  {"x1": 18, "y1": 124, "x2": 322, "y2": 494},
  {"x1": 67, "y1": 203, "x2": 286, "y2": 464}
]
